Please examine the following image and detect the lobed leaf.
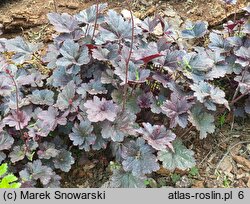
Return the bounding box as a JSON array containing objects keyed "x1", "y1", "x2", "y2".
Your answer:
[
  {"x1": 53, "y1": 149, "x2": 75, "y2": 172},
  {"x1": 0, "y1": 132, "x2": 14, "y2": 151},
  {"x1": 69, "y1": 120, "x2": 96, "y2": 151},
  {"x1": 121, "y1": 138, "x2": 159, "y2": 177},
  {"x1": 84, "y1": 96, "x2": 118, "y2": 122},
  {"x1": 157, "y1": 139, "x2": 196, "y2": 171},
  {"x1": 47, "y1": 13, "x2": 79, "y2": 33},
  {"x1": 182, "y1": 20, "x2": 208, "y2": 39},
  {"x1": 137, "y1": 122, "x2": 176, "y2": 151},
  {"x1": 106, "y1": 168, "x2": 146, "y2": 188},
  {"x1": 161, "y1": 93, "x2": 193, "y2": 128},
  {"x1": 188, "y1": 104, "x2": 215, "y2": 139}
]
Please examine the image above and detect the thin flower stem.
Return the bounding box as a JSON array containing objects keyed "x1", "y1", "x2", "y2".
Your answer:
[
  {"x1": 180, "y1": 126, "x2": 194, "y2": 138},
  {"x1": 122, "y1": 0, "x2": 134, "y2": 111},
  {"x1": 92, "y1": 1, "x2": 100, "y2": 41},
  {"x1": 6, "y1": 72, "x2": 22, "y2": 135},
  {"x1": 230, "y1": 69, "x2": 247, "y2": 105},
  {"x1": 231, "y1": 85, "x2": 240, "y2": 101},
  {"x1": 85, "y1": 24, "x2": 90, "y2": 36},
  {"x1": 230, "y1": 91, "x2": 249, "y2": 106}
]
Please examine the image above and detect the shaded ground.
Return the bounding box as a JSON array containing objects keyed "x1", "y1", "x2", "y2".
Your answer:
[
  {"x1": 0, "y1": 0, "x2": 249, "y2": 188},
  {"x1": 157, "y1": 122, "x2": 250, "y2": 188},
  {"x1": 60, "y1": 121, "x2": 250, "y2": 188}
]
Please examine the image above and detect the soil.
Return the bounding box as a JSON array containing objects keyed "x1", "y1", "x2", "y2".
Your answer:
[
  {"x1": 0, "y1": 0, "x2": 248, "y2": 36},
  {"x1": 0, "y1": 0, "x2": 249, "y2": 188}
]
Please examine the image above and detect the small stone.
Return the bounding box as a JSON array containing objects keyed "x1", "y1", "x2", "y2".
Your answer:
[
  {"x1": 203, "y1": 142, "x2": 212, "y2": 150},
  {"x1": 121, "y1": 9, "x2": 131, "y2": 19},
  {"x1": 78, "y1": 170, "x2": 86, "y2": 177},
  {"x1": 192, "y1": 180, "x2": 204, "y2": 188},
  {"x1": 163, "y1": 8, "x2": 176, "y2": 17},
  {"x1": 205, "y1": 180, "x2": 222, "y2": 188},
  {"x1": 232, "y1": 155, "x2": 250, "y2": 169},
  {"x1": 175, "y1": 176, "x2": 192, "y2": 188},
  {"x1": 219, "y1": 156, "x2": 233, "y2": 173},
  {"x1": 148, "y1": 178, "x2": 158, "y2": 188},
  {"x1": 153, "y1": 23, "x2": 163, "y2": 35},
  {"x1": 247, "y1": 144, "x2": 250, "y2": 152},
  {"x1": 234, "y1": 180, "x2": 247, "y2": 188},
  {"x1": 231, "y1": 144, "x2": 242, "y2": 155},
  {"x1": 157, "y1": 177, "x2": 167, "y2": 187},
  {"x1": 236, "y1": 173, "x2": 249, "y2": 180},
  {"x1": 247, "y1": 178, "x2": 250, "y2": 188},
  {"x1": 58, "y1": 2, "x2": 79, "y2": 9}
]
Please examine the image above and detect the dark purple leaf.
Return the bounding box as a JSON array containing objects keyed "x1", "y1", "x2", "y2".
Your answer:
[
  {"x1": 138, "y1": 16, "x2": 159, "y2": 33},
  {"x1": 47, "y1": 67, "x2": 82, "y2": 88},
  {"x1": 9, "y1": 145, "x2": 25, "y2": 163},
  {"x1": 5, "y1": 37, "x2": 41, "y2": 64},
  {"x1": 56, "y1": 39, "x2": 90, "y2": 73},
  {"x1": 106, "y1": 168, "x2": 146, "y2": 188},
  {"x1": 245, "y1": 96, "x2": 250, "y2": 114},
  {"x1": 137, "y1": 92, "x2": 153, "y2": 109},
  {"x1": 158, "y1": 139, "x2": 196, "y2": 171},
  {"x1": 37, "y1": 142, "x2": 59, "y2": 160},
  {"x1": 190, "y1": 81, "x2": 229, "y2": 110},
  {"x1": 208, "y1": 32, "x2": 231, "y2": 53},
  {"x1": 42, "y1": 44, "x2": 60, "y2": 69},
  {"x1": 188, "y1": 104, "x2": 215, "y2": 139},
  {"x1": 29, "y1": 89, "x2": 54, "y2": 106},
  {"x1": 121, "y1": 138, "x2": 159, "y2": 177},
  {"x1": 112, "y1": 88, "x2": 141, "y2": 114},
  {"x1": 235, "y1": 47, "x2": 250, "y2": 67},
  {"x1": 161, "y1": 93, "x2": 192, "y2": 128},
  {"x1": 100, "y1": 10, "x2": 133, "y2": 40},
  {"x1": 163, "y1": 50, "x2": 185, "y2": 71},
  {"x1": 182, "y1": 20, "x2": 208, "y2": 39},
  {"x1": 114, "y1": 59, "x2": 150, "y2": 84},
  {"x1": 53, "y1": 149, "x2": 75, "y2": 172},
  {"x1": 137, "y1": 122, "x2": 176, "y2": 151},
  {"x1": 3, "y1": 110, "x2": 31, "y2": 130},
  {"x1": 43, "y1": 172, "x2": 61, "y2": 188},
  {"x1": 235, "y1": 71, "x2": 250, "y2": 94},
  {"x1": 92, "y1": 134, "x2": 108, "y2": 151},
  {"x1": 84, "y1": 96, "x2": 118, "y2": 122},
  {"x1": 74, "y1": 3, "x2": 107, "y2": 25},
  {"x1": 77, "y1": 79, "x2": 107, "y2": 96},
  {"x1": 101, "y1": 110, "x2": 138, "y2": 142},
  {"x1": 0, "y1": 75, "x2": 12, "y2": 97},
  {"x1": 0, "y1": 132, "x2": 14, "y2": 151},
  {"x1": 69, "y1": 120, "x2": 96, "y2": 151},
  {"x1": 20, "y1": 160, "x2": 54, "y2": 186},
  {"x1": 47, "y1": 13, "x2": 79, "y2": 33},
  {"x1": 37, "y1": 107, "x2": 67, "y2": 131},
  {"x1": 55, "y1": 81, "x2": 78, "y2": 111}
]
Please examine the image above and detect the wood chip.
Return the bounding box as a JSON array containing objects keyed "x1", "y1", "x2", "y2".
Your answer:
[
  {"x1": 232, "y1": 155, "x2": 250, "y2": 170},
  {"x1": 192, "y1": 180, "x2": 204, "y2": 188},
  {"x1": 219, "y1": 156, "x2": 233, "y2": 173},
  {"x1": 156, "y1": 166, "x2": 171, "y2": 176},
  {"x1": 247, "y1": 178, "x2": 250, "y2": 188}
]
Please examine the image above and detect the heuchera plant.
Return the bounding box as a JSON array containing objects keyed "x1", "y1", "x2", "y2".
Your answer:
[{"x1": 0, "y1": 1, "x2": 249, "y2": 188}]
